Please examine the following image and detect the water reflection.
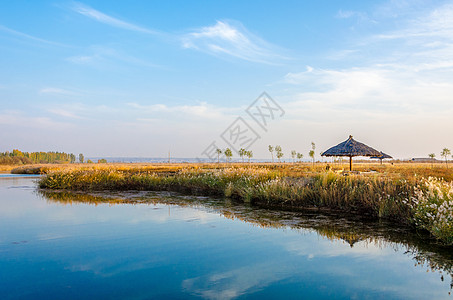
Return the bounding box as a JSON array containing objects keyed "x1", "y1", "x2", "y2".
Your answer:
[{"x1": 40, "y1": 189, "x2": 453, "y2": 294}]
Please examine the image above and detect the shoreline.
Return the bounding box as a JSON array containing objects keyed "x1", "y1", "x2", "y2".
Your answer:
[{"x1": 35, "y1": 165, "x2": 453, "y2": 245}]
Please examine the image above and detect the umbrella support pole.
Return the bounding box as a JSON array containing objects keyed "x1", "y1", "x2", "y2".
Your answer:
[{"x1": 349, "y1": 156, "x2": 352, "y2": 171}]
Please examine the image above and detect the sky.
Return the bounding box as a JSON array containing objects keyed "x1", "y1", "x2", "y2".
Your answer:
[{"x1": 1, "y1": 0, "x2": 452, "y2": 160}]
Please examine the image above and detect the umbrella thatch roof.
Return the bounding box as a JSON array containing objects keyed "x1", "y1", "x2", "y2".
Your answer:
[
  {"x1": 321, "y1": 135, "x2": 381, "y2": 157},
  {"x1": 370, "y1": 152, "x2": 392, "y2": 159}
]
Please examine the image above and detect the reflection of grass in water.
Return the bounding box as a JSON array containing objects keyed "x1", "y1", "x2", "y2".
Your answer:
[
  {"x1": 39, "y1": 190, "x2": 128, "y2": 205},
  {"x1": 37, "y1": 167, "x2": 453, "y2": 244},
  {"x1": 41, "y1": 189, "x2": 453, "y2": 292}
]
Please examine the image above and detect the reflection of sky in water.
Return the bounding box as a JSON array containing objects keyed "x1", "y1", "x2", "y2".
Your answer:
[{"x1": 0, "y1": 178, "x2": 451, "y2": 299}]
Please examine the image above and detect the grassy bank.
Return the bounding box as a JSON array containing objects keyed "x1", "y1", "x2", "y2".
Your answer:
[
  {"x1": 38, "y1": 166, "x2": 453, "y2": 244},
  {"x1": 11, "y1": 161, "x2": 453, "y2": 180}
]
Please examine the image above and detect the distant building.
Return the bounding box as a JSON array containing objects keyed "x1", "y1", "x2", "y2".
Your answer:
[{"x1": 411, "y1": 158, "x2": 438, "y2": 162}]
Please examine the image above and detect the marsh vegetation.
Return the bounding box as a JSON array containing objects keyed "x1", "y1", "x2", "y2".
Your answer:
[{"x1": 33, "y1": 162, "x2": 453, "y2": 245}]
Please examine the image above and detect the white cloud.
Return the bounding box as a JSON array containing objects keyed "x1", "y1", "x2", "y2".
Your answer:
[
  {"x1": 182, "y1": 20, "x2": 287, "y2": 64},
  {"x1": 277, "y1": 3, "x2": 453, "y2": 158},
  {"x1": 39, "y1": 87, "x2": 75, "y2": 96},
  {"x1": 127, "y1": 102, "x2": 239, "y2": 120},
  {"x1": 182, "y1": 262, "x2": 292, "y2": 299},
  {"x1": 47, "y1": 108, "x2": 81, "y2": 119},
  {"x1": 71, "y1": 2, "x2": 157, "y2": 35},
  {"x1": 66, "y1": 55, "x2": 96, "y2": 64},
  {"x1": 66, "y1": 46, "x2": 162, "y2": 69},
  {"x1": 336, "y1": 10, "x2": 375, "y2": 23},
  {"x1": 0, "y1": 110, "x2": 72, "y2": 129}
]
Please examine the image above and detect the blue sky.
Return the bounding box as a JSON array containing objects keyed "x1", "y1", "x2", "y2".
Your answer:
[{"x1": 1, "y1": 0, "x2": 452, "y2": 159}]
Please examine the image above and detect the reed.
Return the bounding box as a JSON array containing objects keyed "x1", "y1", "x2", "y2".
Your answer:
[{"x1": 38, "y1": 166, "x2": 452, "y2": 244}]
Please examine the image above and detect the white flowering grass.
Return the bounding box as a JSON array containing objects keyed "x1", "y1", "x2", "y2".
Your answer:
[{"x1": 410, "y1": 177, "x2": 453, "y2": 244}]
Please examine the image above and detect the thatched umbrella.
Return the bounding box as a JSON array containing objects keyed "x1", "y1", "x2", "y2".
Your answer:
[
  {"x1": 371, "y1": 151, "x2": 392, "y2": 165},
  {"x1": 321, "y1": 135, "x2": 381, "y2": 171}
]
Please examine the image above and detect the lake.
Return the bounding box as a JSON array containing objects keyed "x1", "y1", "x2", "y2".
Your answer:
[{"x1": 0, "y1": 176, "x2": 452, "y2": 299}]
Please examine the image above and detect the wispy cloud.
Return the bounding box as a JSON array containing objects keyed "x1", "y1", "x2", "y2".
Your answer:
[
  {"x1": 336, "y1": 10, "x2": 375, "y2": 24},
  {"x1": 127, "y1": 101, "x2": 238, "y2": 120},
  {"x1": 71, "y1": 2, "x2": 158, "y2": 35},
  {"x1": 47, "y1": 108, "x2": 81, "y2": 119},
  {"x1": 66, "y1": 45, "x2": 162, "y2": 68},
  {"x1": 66, "y1": 55, "x2": 96, "y2": 64},
  {"x1": 280, "y1": 2, "x2": 453, "y2": 158},
  {"x1": 375, "y1": 3, "x2": 453, "y2": 40},
  {"x1": 0, "y1": 110, "x2": 72, "y2": 129},
  {"x1": 182, "y1": 20, "x2": 287, "y2": 64},
  {"x1": 69, "y1": 5, "x2": 285, "y2": 64},
  {"x1": 0, "y1": 24, "x2": 67, "y2": 47},
  {"x1": 39, "y1": 87, "x2": 75, "y2": 96}
]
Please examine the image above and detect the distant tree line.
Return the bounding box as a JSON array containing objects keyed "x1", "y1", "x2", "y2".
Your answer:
[{"x1": 0, "y1": 149, "x2": 78, "y2": 165}]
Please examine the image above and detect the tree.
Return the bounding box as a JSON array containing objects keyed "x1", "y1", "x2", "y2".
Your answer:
[
  {"x1": 297, "y1": 152, "x2": 303, "y2": 162},
  {"x1": 215, "y1": 149, "x2": 222, "y2": 163},
  {"x1": 98, "y1": 159, "x2": 107, "y2": 163},
  {"x1": 79, "y1": 153, "x2": 84, "y2": 163},
  {"x1": 275, "y1": 145, "x2": 283, "y2": 163},
  {"x1": 309, "y1": 142, "x2": 316, "y2": 166},
  {"x1": 86, "y1": 159, "x2": 93, "y2": 163},
  {"x1": 268, "y1": 145, "x2": 274, "y2": 163},
  {"x1": 224, "y1": 148, "x2": 233, "y2": 163},
  {"x1": 291, "y1": 150, "x2": 297, "y2": 163},
  {"x1": 239, "y1": 148, "x2": 246, "y2": 163},
  {"x1": 246, "y1": 150, "x2": 253, "y2": 163},
  {"x1": 441, "y1": 148, "x2": 451, "y2": 168},
  {"x1": 428, "y1": 153, "x2": 436, "y2": 168}
]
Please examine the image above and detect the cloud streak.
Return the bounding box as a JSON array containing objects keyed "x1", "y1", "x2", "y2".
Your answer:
[
  {"x1": 127, "y1": 101, "x2": 239, "y2": 120},
  {"x1": 0, "y1": 24, "x2": 67, "y2": 47},
  {"x1": 39, "y1": 87, "x2": 75, "y2": 96},
  {"x1": 71, "y1": 2, "x2": 158, "y2": 35},
  {"x1": 69, "y1": 4, "x2": 286, "y2": 64},
  {"x1": 182, "y1": 20, "x2": 287, "y2": 64}
]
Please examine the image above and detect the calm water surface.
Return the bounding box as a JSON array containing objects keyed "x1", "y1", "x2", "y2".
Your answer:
[{"x1": 0, "y1": 176, "x2": 452, "y2": 299}]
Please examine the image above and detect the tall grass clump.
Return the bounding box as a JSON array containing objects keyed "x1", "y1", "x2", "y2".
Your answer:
[
  {"x1": 409, "y1": 177, "x2": 453, "y2": 244},
  {"x1": 39, "y1": 167, "x2": 278, "y2": 196},
  {"x1": 252, "y1": 172, "x2": 413, "y2": 221}
]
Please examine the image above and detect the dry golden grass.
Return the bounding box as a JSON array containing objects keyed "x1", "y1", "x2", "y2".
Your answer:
[
  {"x1": 7, "y1": 161, "x2": 453, "y2": 181},
  {"x1": 0, "y1": 165, "x2": 16, "y2": 173}
]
